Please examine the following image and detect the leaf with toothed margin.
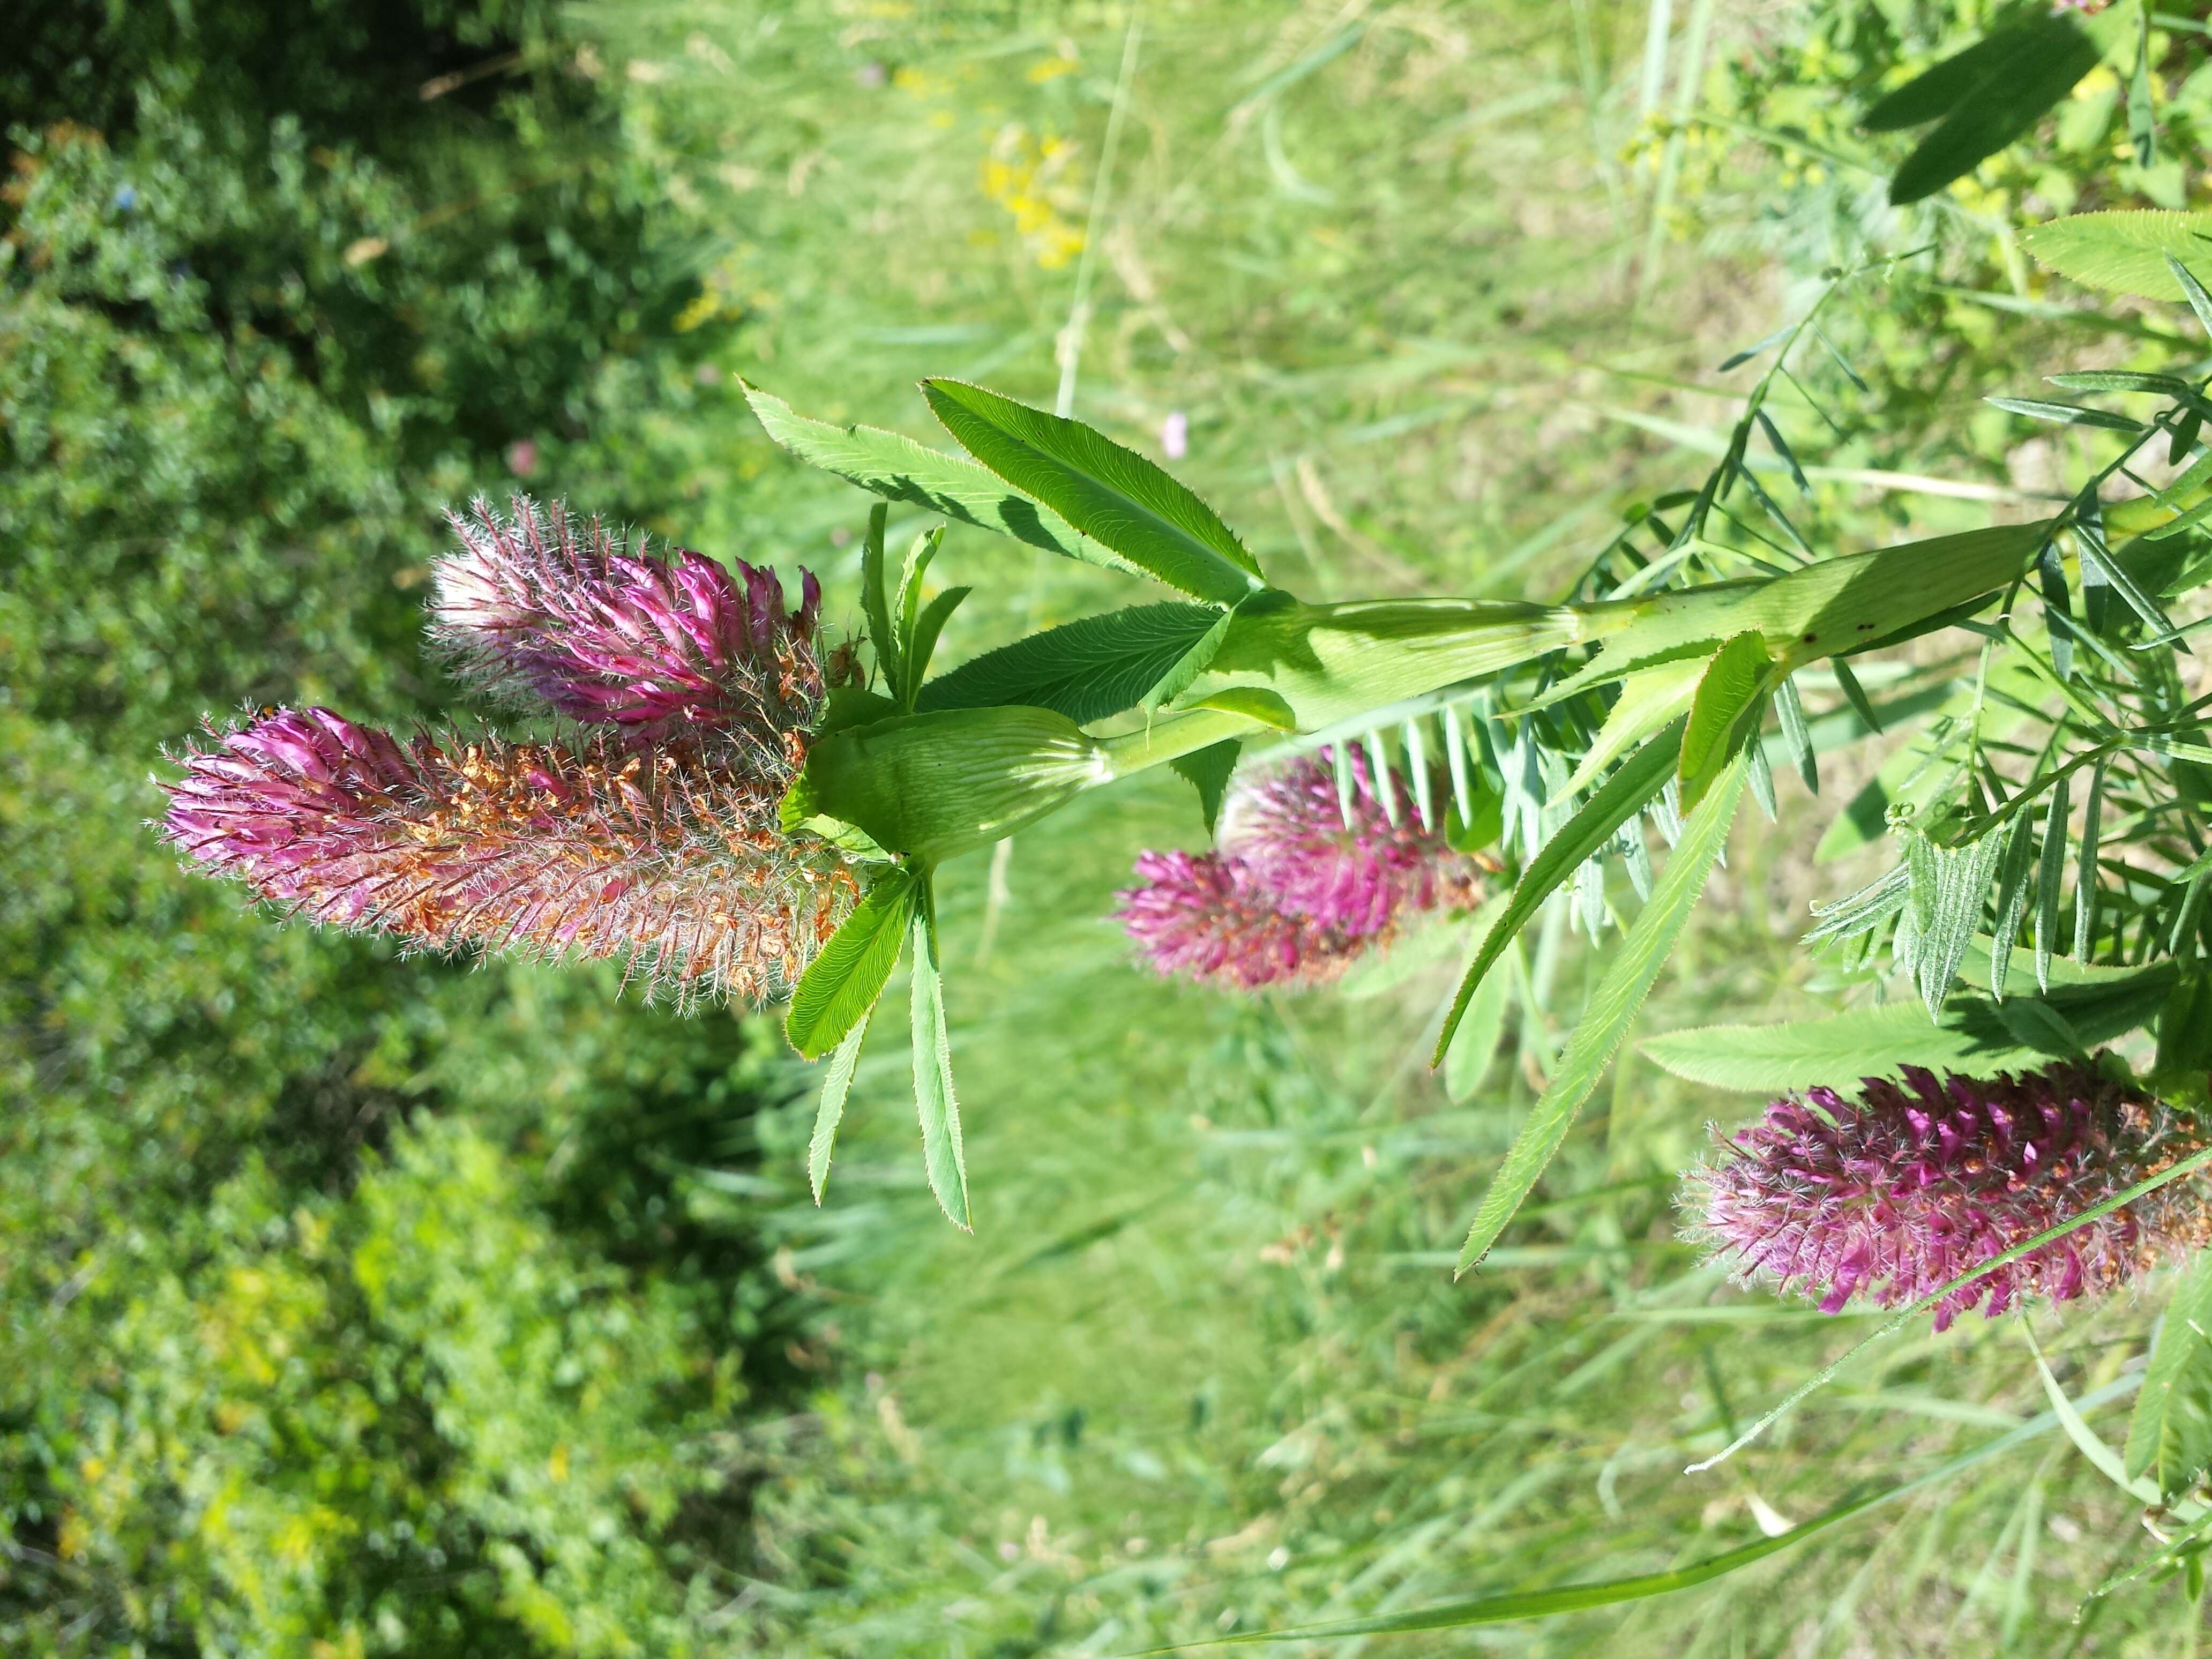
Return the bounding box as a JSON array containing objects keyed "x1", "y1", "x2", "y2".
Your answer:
[
  {"x1": 917, "y1": 603, "x2": 1223, "y2": 724},
  {"x1": 909, "y1": 897, "x2": 969, "y2": 1230},
  {"x1": 808, "y1": 1014, "x2": 870, "y2": 1203},
  {"x1": 922, "y1": 378, "x2": 1265, "y2": 603},
  {"x1": 1457, "y1": 745, "x2": 1750, "y2": 1274},
  {"x1": 1170, "y1": 739, "x2": 1241, "y2": 835},
  {"x1": 785, "y1": 866, "x2": 919, "y2": 1059},
  {"x1": 743, "y1": 381, "x2": 1119, "y2": 573}
]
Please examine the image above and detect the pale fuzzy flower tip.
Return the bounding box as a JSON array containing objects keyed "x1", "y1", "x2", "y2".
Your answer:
[
  {"x1": 1117, "y1": 749, "x2": 1483, "y2": 988},
  {"x1": 162, "y1": 706, "x2": 855, "y2": 1007},
  {"x1": 1689, "y1": 1062, "x2": 2212, "y2": 1331},
  {"x1": 432, "y1": 495, "x2": 825, "y2": 749},
  {"x1": 1217, "y1": 748, "x2": 1483, "y2": 939}
]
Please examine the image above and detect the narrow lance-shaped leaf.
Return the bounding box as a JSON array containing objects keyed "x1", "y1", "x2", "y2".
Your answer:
[
  {"x1": 2036, "y1": 773, "x2": 2072, "y2": 993},
  {"x1": 1433, "y1": 721, "x2": 1685, "y2": 1064},
  {"x1": 741, "y1": 381, "x2": 1117, "y2": 572},
  {"x1": 2125, "y1": 1252, "x2": 2212, "y2": 1501},
  {"x1": 1458, "y1": 744, "x2": 1749, "y2": 1274},
  {"x1": 861, "y1": 503, "x2": 900, "y2": 704},
  {"x1": 785, "y1": 866, "x2": 921, "y2": 1058},
  {"x1": 1904, "y1": 824, "x2": 2009, "y2": 1019},
  {"x1": 909, "y1": 895, "x2": 970, "y2": 1230},
  {"x1": 1989, "y1": 810, "x2": 2038, "y2": 1003},
  {"x1": 1879, "y1": 14, "x2": 2100, "y2": 206},
  {"x1": 2075, "y1": 756, "x2": 2108, "y2": 963},
  {"x1": 808, "y1": 1014, "x2": 871, "y2": 1204},
  {"x1": 921, "y1": 379, "x2": 1265, "y2": 604},
  {"x1": 903, "y1": 586, "x2": 970, "y2": 706},
  {"x1": 1679, "y1": 631, "x2": 1773, "y2": 811},
  {"x1": 1774, "y1": 675, "x2": 1818, "y2": 793}
]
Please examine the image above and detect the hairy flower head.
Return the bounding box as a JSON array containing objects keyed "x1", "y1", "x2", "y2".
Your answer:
[
  {"x1": 1219, "y1": 747, "x2": 1483, "y2": 938},
  {"x1": 1688, "y1": 1061, "x2": 2212, "y2": 1330},
  {"x1": 163, "y1": 706, "x2": 856, "y2": 1005},
  {"x1": 1118, "y1": 748, "x2": 1484, "y2": 988},
  {"x1": 431, "y1": 495, "x2": 825, "y2": 752}
]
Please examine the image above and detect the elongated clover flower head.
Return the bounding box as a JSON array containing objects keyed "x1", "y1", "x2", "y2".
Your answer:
[
  {"x1": 432, "y1": 496, "x2": 825, "y2": 751},
  {"x1": 163, "y1": 708, "x2": 856, "y2": 1005},
  {"x1": 1117, "y1": 748, "x2": 1484, "y2": 989},
  {"x1": 163, "y1": 500, "x2": 850, "y2": 1005},
  {"x1": 1690, "y1": 1062, "x2": 2212, "y2": 1331}
]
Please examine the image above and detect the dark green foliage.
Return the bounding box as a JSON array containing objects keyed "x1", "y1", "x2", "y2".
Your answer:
[{"x1": 1, "y1": 4, "x2": 812, "y2": 1651}]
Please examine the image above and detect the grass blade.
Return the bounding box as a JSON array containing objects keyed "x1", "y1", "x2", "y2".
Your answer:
[
  {"x1": 909, "y1": 897, "x2": 970, "y2": 1230},
  {"x1": 1191, "y1": 1377, "x2": 2136, "y2": 1646},
  {"x1": 1433, "y1": 722, "x2": 1684, "y2": 1064},
  {"x1": 1456, "y1": 745, "x2": 1747, "y2": 1274}
]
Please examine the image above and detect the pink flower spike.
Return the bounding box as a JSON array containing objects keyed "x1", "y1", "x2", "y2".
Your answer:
[
  {"x1": 1688, "y1": 1061, "x2": 2212, "y2": 1331},
  {"x1": 161, "y1": 706, "x2": 856, "y2": 1007},
  {"x1": 431, "y1": 495, "x2": 824, "y2": 750}
]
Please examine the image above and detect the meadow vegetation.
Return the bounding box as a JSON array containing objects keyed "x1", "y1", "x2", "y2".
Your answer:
[{"x1": 8, "y1": 1, "x2": 2212, "y2": 1654}]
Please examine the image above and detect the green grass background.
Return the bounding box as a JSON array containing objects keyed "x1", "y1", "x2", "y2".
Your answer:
[{"x1": 10, "y1": 0, "x2": 2212, "y2": 1653}]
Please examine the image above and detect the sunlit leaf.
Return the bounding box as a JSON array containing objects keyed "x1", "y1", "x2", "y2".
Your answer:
[
  {"x1": 1170, "y1": 739, "x2": 1242, "y2": 835},
  {"x1": 743, "y1": 381, "x2": 1115, "y2": 571},
  {"x1": 909, "y1": 899, "x2": 970, "y2": 1230},
  {"x1": 1433, "y1": 723, "x2": 1683, "y2": 1064},
  {"x1": 808, "y1": 1014, "x2": 871, "y2": 1204},
  {"x1": 922, "y1": 379, "x2": 1265, "y2": 603},
  {"x1": 785, "y1": 867, "x2": 920, "y2": 1059},
  {"x1": 1679, "y1": 631, "x2": 1772, "y2": 811},
  {"x1": 1456, "y1": 747, "x2": 1747, "y2": 1274},
  {"x1": 917, "y1": 602, "x2": 1223, "y2": 723},
  {"x1": 2017, "y1": 212, "x2": 2212, "y2": 301},
  {"x1": 2126, "y1": 1253, "x2": 2212, "y2": 1502}
]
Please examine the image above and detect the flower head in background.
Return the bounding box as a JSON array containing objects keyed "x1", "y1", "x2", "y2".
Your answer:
[
  {"x1": 1688, "y1": 1061, "x2": 2212, "y2": 1330},
  {"x1": 1117, "y1": 748, "x2": 1484, "y2": 989},
  {"x1": 163, "y1": 498, "x2": 848, "y2": 1005},
  {"x1": 431, "y1": 496, "x2": 825, "y2": 752}
]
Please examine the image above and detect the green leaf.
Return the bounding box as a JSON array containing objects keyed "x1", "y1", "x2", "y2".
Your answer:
[
  {"x1": 1143, "y1": 603, "x2": 1238, "y2": 710},
  {"x1": 2126, "y1": 1254, "x2": 2212, "y2": 1501},
  {"x1": 1433, "y1": 722, "x2": 1683, "y2": 1065},
  {"x1": 902, "y1": 585, "x2": 969, "y2": 706},
  {"x1": 784, "y1": 867, "x2": 920, "y2": 1059},
  {"x1": 2169, "y1": 252, "x2": 2212, "y2": 338},
  {"x1": 1456, "y1": 746, "x2": 1747, "y2": 1274},
  {"x1": 1988, "y1": 811, "x2": 2038, "y2": 1003},
  {"x1": 807, "y1": 1013, "x2": 871, "y2": 1204},
  {"x1": 921, "y1": 379, "x2": 1265, "y2": 604},
  {"x1": 1773, "y1": 675, "x2": 1818, "y2": 793},
  {"x1": 2047, "y1": 370, "x2": 2193, "y2": 395},
  {"x1": 1169, "y1": 739, "x2": 1242, "y2": 835},
  {"x1": 1984, "y1": 397, "x2": 2146, "y2": 434},
  {"x1": 1641, "y1": 962, "x2": 2175, "y2": 1093},
  {"x1": 917, "y1": 602, "x2": 1223, "y2": 724},
  {"x1": 1679, "y1": 631, "x2": 1773, "y2": 811},
  {"x1": 1443, "y1": 901, "x2": 1514, "y2": 1103},
  {"x1": 909, "y1": 898, "x2": 970, "y2": 1230},
  {"x1": 1902, "y1": 822, "x2": 2008, "y2": 1018},
  {"x1": 1879, "y1": 16, "x2": 2100, "y2": 205},
  {"x1": 2036, "y1": 773, "x2": 2073, "y2": 993},
  {"x1": 2156, "y1": 971, "x2": 2212, "y2": 1081},
  {"x1": 742, "y1": 381, "x2": 1115, "y2": 572},
  {"x1": 860, "y1": 504, "x2": 900, "y2": 704},
  {"x1": 894, "y1": 525, "x2": 943, "y2": 675},
  {"x1": 1560, "y1": 656, "x2": 1703, "y2": 798},
  {"x1": 2018, "y1": 211, "x2": 2212, "y2": 301},
  {"x1": 2075, "y1": 757, "x2": 2108, "y2": 962}
]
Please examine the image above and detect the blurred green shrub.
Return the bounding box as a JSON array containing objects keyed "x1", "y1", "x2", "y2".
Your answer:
[{"x1": 1, "y1": 4, "x2": 814, "y2": 1653}]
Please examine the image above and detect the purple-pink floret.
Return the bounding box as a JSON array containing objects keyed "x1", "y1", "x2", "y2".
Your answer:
[
  {"x1": 1117, "y1": 749, "x2": 1485, "y2": 989},
  {"x1": 1690, "y1": 1062, "x2": 2212, "y2": 1331},
  {"x1": 432, "y1": 495, "x2": 823, "y2": 750}
]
